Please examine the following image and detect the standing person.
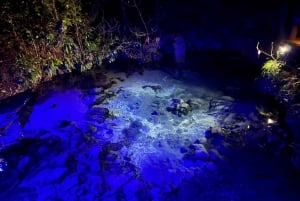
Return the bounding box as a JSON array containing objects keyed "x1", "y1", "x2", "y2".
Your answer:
[{"x1": 173, "y1": 33, "x2": 186, "y2": 77}]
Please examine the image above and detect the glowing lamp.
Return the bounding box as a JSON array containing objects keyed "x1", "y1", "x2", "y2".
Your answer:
[
  {"x1": 267, "y1": 118, "x2": 276, "y2": 124},
  {"x1": 278, "y1": 44, "x2": 291, "y2": 55}
]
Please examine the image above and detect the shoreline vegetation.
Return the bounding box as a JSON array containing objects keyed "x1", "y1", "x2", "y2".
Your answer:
[{"x1": 0, "y1": 0, "x2": 159, "y2": 101}]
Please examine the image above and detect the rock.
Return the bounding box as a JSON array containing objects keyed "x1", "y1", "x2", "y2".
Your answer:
[
  {"x1": 194, "y1": 139, "x2": 201, "y2": 144},
  {"x1": 286, "y1": 113, "x2": 300, "y2": 170},
  {"x1": 17, "y1": 156, "x2": 31, "y2": 172},
  {"x1": 187, "y1": 99, "x2": 203, "y2": 110},
  {"x1": 193, "y1": 144, "x2": 208, "y2": 160},
  {"x1": 208, "y1": 149, "x2": 222, "y2": 160},
  {"x1": 0, "y1": 158, "x2": 8, "y2": 173},
  {"x1": 58, "y1": 120, "x2": 73, "y2": 128},
  {"x1": 88, "y1": 124, "x2": 98, "y2": 133},
  {"x1": 64, "y1": 153, "x2": 78, "y2": 172},
  {"x1": 89, "y1": 107, "x2": 109, "y2": 117},
  {"x1": 180, "y1": 147, "x2": 188, "y2": 154},
  {"x1": 87, "y1": 107, "x2": 110, "y2": 122},
  {"x1": 208, "y1": 99, "x2": 232, "y2": 113},
  {"x1": 151, "y1": 111, "x2": 158, "y2": 115},
  {"x1": 205, "y1": 129, "x2": 213, "y2": 138},
  {"x1": 31, "y1": 167, "x2": 69, "y2": 184},
  {"x1": 89, "y1": 87, "x2": 103, "y2": 95},
  {"x1": 151, "y1": 100, "x2": 160, "y2": 108},
  {"x1": 37, "y1": 146, "x2": 48, "y2": 156},
  {"x1": 124, "y1": 120, "x2": 149, "y2": 140},
  {"x1": 194, "y1": 149, "x2": 208, "y2": 160},
  {"x1": 205, "y1": 162, "x2": 217, "y2": 172},
  {"x1": 167, "y1": 98, "x2": 192, "y2": 116},
  {"x1": 106, "y1": 142, "x2": 124, "y2": 151},
  {"x1": 128, "y1": 102, "x2": 140, "y2": 110},
  {"x1": 188, "y1": 144, "x2": 197, "y2": 151},
  {"x1": 210, "y1": 126, "x2": 225, "y2": 134},
  {"x1": 93, "y1": 96, "x2": 106, "y2": 105}
]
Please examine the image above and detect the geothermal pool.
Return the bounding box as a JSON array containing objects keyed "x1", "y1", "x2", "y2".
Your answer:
[{"x1": 0, "y1": 69, "x2": 299, "y2": 201}]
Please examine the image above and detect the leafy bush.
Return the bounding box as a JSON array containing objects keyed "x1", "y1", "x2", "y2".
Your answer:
[
  {"x1": 0, "y1": 0, "x2": 160, "y2": 96},
  {"x1": 256, "y1": 42, "x2": 300, "y2": 105},
  {"x1": 261, "y1": 59, "x2": 284, "y2": 77},
  {"x1": 256, "y1": 42, "x2": 287, "y2": 78},
  {"x1": 1, "y1": 0, "x2": 107, "y2": 86}
]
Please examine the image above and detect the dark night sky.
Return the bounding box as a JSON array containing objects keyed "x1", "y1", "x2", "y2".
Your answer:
[{"x1": 86, "y1": 0, "x2": 300, "y2": 38}]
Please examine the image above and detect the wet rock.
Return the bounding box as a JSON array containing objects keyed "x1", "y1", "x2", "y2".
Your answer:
[
  {"x1": 93, "y1": 95, "x2": 107, "y2": 105},
  {"x1": 88, "y1": 124, "x2": 98, "y2": 133},
  {"x1": 188, "y1": 144, "x2": 197, "y2": 151},
  {"x1": 18, "y1": 106, "x2": 34, "y2": 128},
  {"x1": 87, "y1": 107, "x2": 110, "y2": 122},
  {"x1": 122, "y1": 91, "x2": 132, "y2": 99},
  {"x1": 142, "y1": 85, "x2": 162, "y2": 93},
  {"x1": 64, "y1": 153, "x2": 78, "y2": 172},
  {"x1": 208, "y1": 98, "x2": 232, "y2": 113},
  {"x1": 151, "y1": 100, "x2": 160, "y2": 108},
  {"x1": 83, "y1": 133, "x2": 98, "y2": 145},
  {"x1": 151, "y1": 111, "x2": 158, "y2": 115},
  {"x1": 208, "y1": 149, "x2": 223, "y2": 160},
  {"x1": 58, "y1": 120, "x2": 73, "y2": 128},
  {"x1": 17, "y1": 156, "x2": 31, "y2": 173},
  {"x1": 194, "y1": 149, "x2": 208, "y2": 160},
  {"x1": 31, "y1": 167, "x2": 69, "y2": 184},
  {"x1": 128, "y1": 102, "x2": 140, "y2": 110},
  {"x1": 180, "y1": 147, "x2": 188, "y2": 154},
  {"x1": 107, "y1": 142, "x2": 124, "y2": 151},
  {"x1": 103, "y1": 89, "x2": 115, "y2": 96},
  {"x1": 193, "y1": 143, "x2": 206, "y2": 150},
  {"x1": 286, "y1": 114, "x2": 300, "y2": 171},
  {"x1": 209, "y1": 126, "x2": 229, "y2": 135},
  {"x1": 167, "y1": 98, "x2": 192, "y2": 116},
  {"x1": 6, "y1": 187, "x2": 38, "y2": 201},
  {"x1": 194, "y1": 139, "x2": 201, "y2": 144},
  {"x1": 89, "y1": 107, "x2": 109, "y2": 117},
  {"x1": 187, "y1": 99, "x2": 204, "y2": 110},
  {"x1": 204, "y1": 128, "x2": 213, "y2": 139},
  {"x1": 193, "y1": 144, "x2": 208, "y2": 160},
  {"x1": 119, "y1": 177, "x2": 137, "y2": 196},
  {"x1": 98, "y1": 144, "x2": 122, "y2": 172},
  {"x1": 0, "y1": 158, "x2": 8, "y2": 173},
  {"x1": 44, "y1": 135, "x2": 63, "y2": 155},
  {"x1": 205, "y1": 162, "x2": 217, "y2": 172},
  {"x1": 86, "y1": 87, "x2": 103, "y2": 96},
  {"x1": 77, "y1": 173, "x2": 87, "y2": 185},
  {"x1": 123, "y1": 120, "x2": 149, "y2": 140}
]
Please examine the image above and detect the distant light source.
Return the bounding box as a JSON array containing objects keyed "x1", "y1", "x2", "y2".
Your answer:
[
  {"x1": 267, "y1": 118, "x2": 276, "y2": 124},
  {"x1": 278, "y1": 44, "x2": 291, "y2": 55},
  {"x1": 257, "y1": 50, "x2": 261, "y2": 56}
]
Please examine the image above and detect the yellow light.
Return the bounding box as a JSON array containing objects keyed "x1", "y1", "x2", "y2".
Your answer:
[{"x1": 278, "y1": 44, "x2": 291, "y2": 55}]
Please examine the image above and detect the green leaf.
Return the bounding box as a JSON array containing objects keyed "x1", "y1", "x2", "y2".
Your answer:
[{"x1": 262, "y1": 59, "x2": 284, "y2": 77}]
